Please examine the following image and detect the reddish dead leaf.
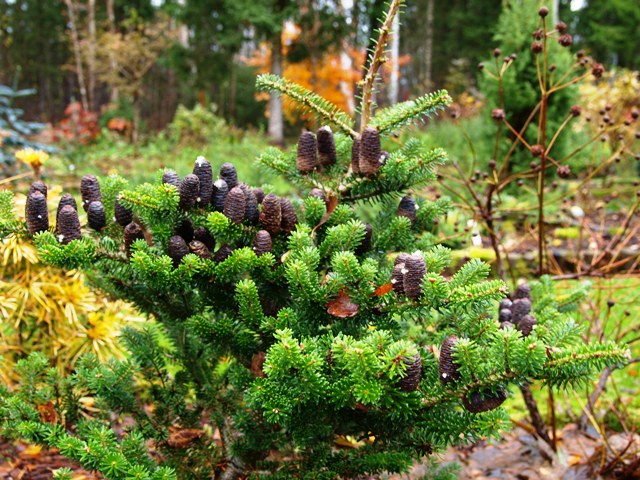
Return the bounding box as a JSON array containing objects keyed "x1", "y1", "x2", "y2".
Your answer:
[
  {"x1": 374, "y1": 283, "x2": 393, "y2": 296},
  {"x1": 167, "y1": 426, "x2": 204, "y2": 448},
  {"x1": 326, "y1": 291, "x2": 359, "y2": 318},
  {"x1": 312, "y1": 194, "x2": 339, "y2": 234},
  {"x1": 251, "y1": 351, "x2": 267, "y2": 378},
  {"x1": 37, "y1": 401, "x2": 57, "y2": 424}
]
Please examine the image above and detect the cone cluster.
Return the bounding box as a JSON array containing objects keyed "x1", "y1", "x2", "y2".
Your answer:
[{"x1": 499, "y1": 283, "x2": 536, "y2": 337}]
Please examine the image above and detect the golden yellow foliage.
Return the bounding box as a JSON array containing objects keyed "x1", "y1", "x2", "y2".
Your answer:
[{"x1": 0, "y1": 187, "x2": 144, "y2": 384}]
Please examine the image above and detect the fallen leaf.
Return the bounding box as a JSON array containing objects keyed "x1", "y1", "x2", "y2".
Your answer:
[
  {"x1": 167, "y1": 427, "x2": 203, "y2": 448},
  {"x1": 374, "y1": 283, "x2": 393, "y2": 296},
  {"x1": 326, "y1": 291, "x2": 359, "y2": 318},
  {"x1": 251, "y1": 351, "x2": 266, "y2": 378},
  {"x1": 312, "y1": 195, "x2": 339, "y2": 234},
  {"x1": 37, "y1": 401, "x2": 57, "y2": 424}
]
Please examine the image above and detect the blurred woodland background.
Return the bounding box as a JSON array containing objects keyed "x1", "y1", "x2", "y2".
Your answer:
[{"x1": 0, "y1": 0, "x2": 637, "y2": 143}]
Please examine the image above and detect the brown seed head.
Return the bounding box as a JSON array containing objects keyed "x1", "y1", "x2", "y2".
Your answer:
[
  {"x1": 317, "y1": 126, "x2": 337, "y2": 167},
  {"x1": 80, "y1": 175, "x2": 101, "y2": 211},
  {"x1": 87, "y1": 201, "x2": 106, "y2": 231},
  {"x1": 178, "y1": 174, "x2": 200, "y2": 210},
  {"x1": 439, "y1": 336, "x2": 461, "y2": 384}
]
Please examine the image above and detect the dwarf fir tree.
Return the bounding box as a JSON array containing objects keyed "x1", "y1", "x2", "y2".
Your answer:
[{"x1": 0, "y1": 2, "x2": 630, "y2": 479}]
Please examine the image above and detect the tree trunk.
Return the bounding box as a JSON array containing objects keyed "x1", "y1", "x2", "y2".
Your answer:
[
  {"x1": 87, "y1": 0, "x2": 96, "y2": 110},
  {"x1": 106, "y1": 0, "x2": 119, "y2": 103},
  {"x1": 268, "y1": 29, "x2": 284, "y2": 145},
  {"x1": 424, "y1": 0, "x2": 434, "y2": 91},
  {"x1": 388, "y1": 12, "x2": 400, "y2": 105},
  {"x1": 65, "y1": 0, "x2": 89, "y2": 111}
]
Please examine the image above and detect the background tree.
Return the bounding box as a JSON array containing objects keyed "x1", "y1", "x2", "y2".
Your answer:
[
  {"x1": 569, "y1": 0, "x2": 640, "y2": 70},
  {"x1": 94, "y1": 11, "x2": 177, "y2": 143}
]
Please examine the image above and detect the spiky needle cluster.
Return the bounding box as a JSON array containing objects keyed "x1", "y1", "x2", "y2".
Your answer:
[{"x1": 0, "y1": 3, "x2": 628, "y2": 479}]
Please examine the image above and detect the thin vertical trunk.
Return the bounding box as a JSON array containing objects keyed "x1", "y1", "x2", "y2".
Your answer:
[
  {"x1": 87, "y1": 0, "x2": 96, "y2": 110},
  {"x1": 551, "y1": 0, "x2": 559, "y2": 26},
  {"x1": 268, "y1": 29, "x2": 284, "y2": 145},
  {"x1": 388, "y1": 13, "x2": 400, "y2": 105},
  {"x1": 106, "y1": 0, "x2": 119, "y2": 103},
  {"x1": 229, "y1": 60, "x2": 237, "y2": 122},
  {"x1": 424, "y1": 0, "x2": 434, "y2": 90},
  {"x1": 65, "y1": 0, "x2": 89, "y2": 111}
]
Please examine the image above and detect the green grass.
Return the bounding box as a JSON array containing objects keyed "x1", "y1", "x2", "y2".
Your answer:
[{"x1": 51, "y1": 129, "x2": 291, "y2": 195}]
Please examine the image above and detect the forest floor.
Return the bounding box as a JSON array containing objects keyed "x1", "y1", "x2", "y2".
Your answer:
[{"x1": 2, "y1": 425, "x2": 639, "y2": 479}]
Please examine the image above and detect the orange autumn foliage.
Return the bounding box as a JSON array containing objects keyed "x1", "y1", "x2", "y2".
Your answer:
[{"x1": 247, "y1": 22, "x2": 410, "y2": 126}]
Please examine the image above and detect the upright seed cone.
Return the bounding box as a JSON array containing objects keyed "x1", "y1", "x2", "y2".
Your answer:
[
  {"x1": 280, "y1": 198, "x2": 297, "y2": 233},
  {"x1": 168, "y1": 235, "x2": 190, "y2": 267},
  {"x1": 25, "y1": 191, "x2": 49, "y2": 235},
  {"x1": 296, "y1": 131, "x2": 317, "y2": 173},
  {"x1": 29, "y1": 181, "x2": 47, "y2": 197},
  {"x1": 355, "y1": 223, "x2": 373, "y2": 255},
  {"x1": 87, "y1": 201, "x2": 106, "y2": 231},
  {"x1": 462, "y1": 388, "x2": 507, "y2": 413},
  {"x1": 253, "y1": 188, "x2": 265, "y2": 205},
  {"x1": 391, "y1": 253, "x2": 411, "y2": 295},
  {"x1": 56, "y1": 193, "x2": 77, "y2": 225},
  {"x1": 253, "y1": 230, "x2": 273, "y2": 256},
  {"x1": 212, "y1": 179, "x2": 229, "y2": 212},
  {"x1": 189, "y1": 240, "x2": 212, "y2": 260},
  {"x1": 194, "y1": 227, "x2": 215, "y2": 250},
  {"x1": 403, "y1": 253, "x2": 426, "y2": 299},
  {"x1": 162, "y1": 169, "x2": 181, "y2": 188},
  {"x1": 317, "y1": 126, "x2": 337, "y2": 167},
  {"x1": 511, "y1": 298, "x2": 532, "y2": 323},
  {"x1": 56, "y1": 205, "x2": 82, "y2": 245},
  {"x1": 439, "y1": 336, "x2": 461, "y2": 384},
  {"x1": 359, "y1": 127, "x2": 382, "y2": 175},
  {"x1": 179, "y1": 174, "x2": 200, "y2": 210},
  {"x1": 223, "y1": 187, "x2": 246, "y2": 224},
  {"x1": 240, "y1": 184, "x2": 259, "y2": 223},
  {"x1": 214, "y1": 244, "x2": 233, "y2": 262},
  {"x1": 124, "y1": 222, "x2": 145, "y2": 258},
  {"x1": 260, "y1": 193, "x2": 282, "y2": 235},
  {"x1": 351, "y1": 135, "x2": 361, "y2": 174},
  {"x1": 193, "y1": 156, "x2": 213, "y2": 206},
  {"x1": 518, "y1": 314, "x2": 537, "y2": 337},
  {"x1": 220, "y1": 162, "x2": 238, "y2": 189},
  {"x1": 396, "y1": 354, "x2": 423, "y2": 392},
  {"x1": 114, "y1": 196, "x2": 133, "y2": 227},
  {"x1": 176, "y1": 219, "x2": 194, "y2": 243},
  {"x1": 397, "y1": 196, "x2": 418, "y2": 224},
  {"x1": 80, "y1": 175, "x2": 101, "y2": 211},
  {"x1": 513, "y1": 283, "x2": 531, "y2": 300}
]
